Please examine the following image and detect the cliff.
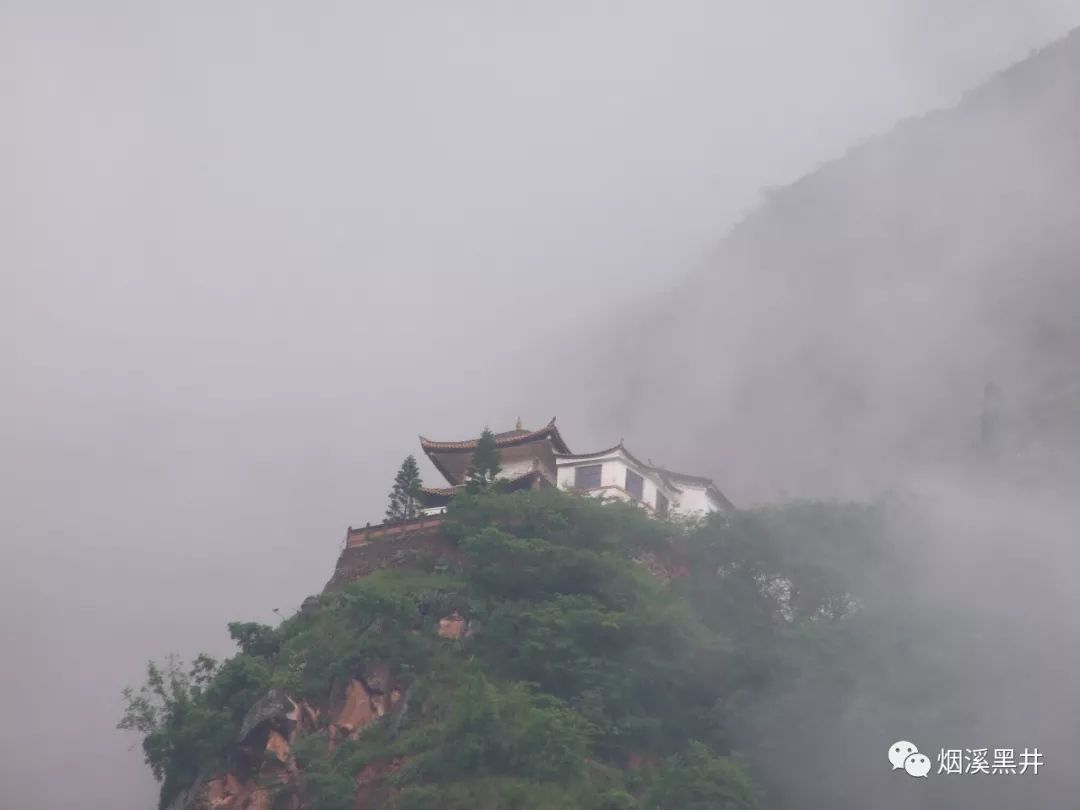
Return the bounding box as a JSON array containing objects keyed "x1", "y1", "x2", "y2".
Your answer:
[{"x1": 122, "y1": 489, "x2": 882, "y2": 810}]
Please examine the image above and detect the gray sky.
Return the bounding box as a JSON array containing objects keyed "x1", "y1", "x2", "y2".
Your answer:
[{"x1": 8, "y1": 3, "x2": 1080, "y2": 809}]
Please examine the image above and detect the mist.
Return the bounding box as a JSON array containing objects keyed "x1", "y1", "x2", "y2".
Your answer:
[
  {"x1": 9, "y1": 2, "x2": 1080, "y2": 809},
  {"x1": 551, "y1": 15, "x2": 1080, "y2": 810}
]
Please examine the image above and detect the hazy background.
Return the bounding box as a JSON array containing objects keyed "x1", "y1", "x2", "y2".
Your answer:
[{"x1": 9, "y1": 2, "x2": 1080, "y2": 809}]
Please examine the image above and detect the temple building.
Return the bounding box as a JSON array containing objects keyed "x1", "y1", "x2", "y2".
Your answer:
[{"x1": 415, "y1": 418, "x2": 732, "y2": 517}]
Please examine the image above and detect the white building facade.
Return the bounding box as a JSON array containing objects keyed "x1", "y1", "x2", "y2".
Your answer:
[
  {"x1": 415, "y1": 419, "x2": 732, "y2": 518},
  {"x1": 554, "y1": 442, "x2": 731, "y2": 517}
]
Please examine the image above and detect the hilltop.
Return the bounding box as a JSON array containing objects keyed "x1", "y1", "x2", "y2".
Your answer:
[{"x1": 120, "y1": 488, "x2": 883, "y2": 810}]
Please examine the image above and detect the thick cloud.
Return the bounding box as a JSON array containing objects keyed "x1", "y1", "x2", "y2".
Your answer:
[{"x1": 8, "y1": 3, "x2": 1079, "y2": 808}]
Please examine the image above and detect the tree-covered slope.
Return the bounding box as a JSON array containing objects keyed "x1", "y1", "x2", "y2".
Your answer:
[
  {"x1": 565, "y1": 28, "x2": 1080, "y2": 501},
  {"x1": 121, "y1": 489, "x2": 889, "y2": 810}
]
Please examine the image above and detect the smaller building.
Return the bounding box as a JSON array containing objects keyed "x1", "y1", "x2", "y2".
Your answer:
[{"x1": 554, "y1": 441, "x2": 732, "y2": 517}]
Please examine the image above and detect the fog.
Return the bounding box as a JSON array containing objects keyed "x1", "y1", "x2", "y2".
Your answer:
[
  {"x1": 8, "y1": 3, "x2": 1080, "y2": 809},
  {"x1": 552, "y1": 15, "x2": 1080, "y2": 809}
]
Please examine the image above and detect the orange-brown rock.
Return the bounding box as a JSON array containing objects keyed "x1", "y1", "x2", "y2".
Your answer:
[
  {"x1": 371, "y1": 693, "x2": 389, "y2": 717},
  {"x1": 627, "y1": 751, "x2": 662, "y2": 771},
  {"x1": 204, "y1": 773, "x2": 250, "y2": 808},
  {"x1": 360, "y1": 661, "x2": 392, "y2": 695},
  {"x1": 284, "y1": 698, "x2": 301, "y2": 734},
  {"x1": 353, "y1": 758, "x2": 406, "y2": 809},
  {"x1": 282, "y1": 699, "x2": 321, "y2": 743},
  {"x1": 333, "y1": 678, "x2": 378, "y2": 734},
  {"x1": 355, "y1": 757, "x2": 404, "y2": 786},
  {"x1": 265, "y1": 730, "x2": 298, "y2": 773},
  {"x1": 245, "y1": 788, "x2": 273, "y2": 810},
  {"x1": 437, "y1": 611, "x2": 468, "y2": 639}
]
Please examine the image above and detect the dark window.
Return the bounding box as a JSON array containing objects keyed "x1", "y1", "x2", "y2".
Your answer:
[
  {"x1": 656, "y1": 492, "x2": 670, "y2": 517},
  {"x1": 575, "y1": 464, "x2": 602, "y2": 490},
  {"x1": 625, "y1": 469, "x2": 644, "y2": 501}
]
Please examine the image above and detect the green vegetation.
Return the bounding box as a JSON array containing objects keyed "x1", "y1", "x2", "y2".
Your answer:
[
  {"x1": 386, "y1": 455, "x2": 425, "y2": 523},
  {"x1": 121, "y1": 488, "x2": 893, "y2": 809},
  {"x1": 465, "y1": 427, "x2": 502, "y2": 491},
  {"x1": 117, "y1": 649, "x2": 271, "y2": 805}
]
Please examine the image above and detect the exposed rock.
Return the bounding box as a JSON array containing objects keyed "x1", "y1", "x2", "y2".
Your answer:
[
  {"x1": 358, "y1": 660, "x2": 392, "y2": 695},
  {"x1": 355, "y1": 757, "x2": 404, "y2": 786},
  {"x1": 326, "y1": 527, "x2": 464, "y2": 589},
  {"x1": 284, "y1": 699, "x2": 319, "y2": 741},
  {"x1": 237, "y1": 688, "x2": 294, "y2": 744},
  {"x1": 437, "y1": 611, "x2": 468, "y2": 640},
  {"x1": 627, "y1": 751, "x2": 661, "y2": 771},
  {"x1": 353, "y1": 758, "x2": 406, "y2": 809},
  {"x1": 387, "y1": 684, "x2": 414, "y2": 741},
  {"x1": 299, "y1": 595, "x2": 321, "y2": 617},
  {"x1": 204, "y1": 773, "x2": 249, "y2": 808},
  {"x1": 257, "y1": 764, "x2": 293, "y2": 798},
  {"x1": 327, "y1": 677, "x2": 348, "y2": 719},
  {"x1": 264, "y1": 729, "x2": 296, "y2": 772},
  {"x1": 246, "y1": 789, "x2": 274, "y2": 810},
  {"x1": 333, "y1": 678, "x2": 378, "y2": 734}
]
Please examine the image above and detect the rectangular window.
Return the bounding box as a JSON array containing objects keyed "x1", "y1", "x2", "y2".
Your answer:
[
  {"x1": 656, "y1": 492, "x2": 670, "y2": 517},
  {"x1": 574, "y1": 464, "x2": 602, "y2": 490},
  {"x1": 625, "y1": 469, "x2": 644, "y2": 501}
]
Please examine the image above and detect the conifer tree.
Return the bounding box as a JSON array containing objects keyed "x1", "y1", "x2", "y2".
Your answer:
[
  {"x1": 466, "y1": 427, "x2": 502, "y2": 492},
  {"x1": 386, "y1": 454, "x2": 424, "y2": 522}
]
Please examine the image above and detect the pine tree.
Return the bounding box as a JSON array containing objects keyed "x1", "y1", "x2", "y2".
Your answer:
[
  {"x1": 466, "y1": 427, "x2": 502, "y2": 492},
  {"x1": 386, "y1": 455, "x2": 424, "y2": 523}
]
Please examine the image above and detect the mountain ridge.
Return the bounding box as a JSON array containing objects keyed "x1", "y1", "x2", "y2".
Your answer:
[{"x1": 567, "y1": 27, "x2": 1080, "y2": 503}]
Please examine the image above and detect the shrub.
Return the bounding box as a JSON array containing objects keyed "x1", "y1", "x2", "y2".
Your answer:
[
  {"x1": 645, "y1": 742, "x2": 760, "y2": 810},
  {"x1": 437, "y1": 674, "x2": 592, "y2": 782}
]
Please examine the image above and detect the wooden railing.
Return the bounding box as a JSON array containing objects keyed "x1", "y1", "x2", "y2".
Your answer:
[{"x1": 345, "y1": 516, "x2": 447, "y2": 548}]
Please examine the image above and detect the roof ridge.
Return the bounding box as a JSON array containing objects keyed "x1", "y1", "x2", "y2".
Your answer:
[{"x1": 419, "y1": 417, "x2": 569, "y2": 454}]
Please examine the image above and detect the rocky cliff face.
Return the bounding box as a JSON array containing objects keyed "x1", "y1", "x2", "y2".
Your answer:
[
  {"x1": 165, "y1": 641, "x2": 454, "y2": 809},
  {"x1": 136, "y1": 491, "x2": 721, "y2": 810}
]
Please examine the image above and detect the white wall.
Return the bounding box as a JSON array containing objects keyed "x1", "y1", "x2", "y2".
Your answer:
[
  {"x1": 556, "y1": 451, "x2": 679, "y2": 513},
  {"x1": 672, "y1": 484, "x2": 711, "y2": 515},
  {"x1": 673, "y1": 482, "x2": 732, "y2": 515},
  {"x1": 501, "y1": 457, "x2": 540, "y2": 480},
  {"x1": 556, "y1": 451, "x2": 730, "y2": 518}
]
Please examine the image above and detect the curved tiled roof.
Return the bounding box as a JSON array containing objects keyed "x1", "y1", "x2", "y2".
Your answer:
[
  {"x1": 417, "y1": 484, "x2": 465, "y2": 497},
  {"x1": 419, "y1": 418, "x2": 571, "y2": 454},
  {"x1": 556, "y1": 442, "x2": 664, "y2": 485},
  {"x1": 416, "y1": 469, "x2": 546, "y2": 505},
  {"x1": 552, "y1": 441, "x2": 625, "y2": 460},
  {"x1": 653, "y1": 469, "x2": 733, "y2": 509}
]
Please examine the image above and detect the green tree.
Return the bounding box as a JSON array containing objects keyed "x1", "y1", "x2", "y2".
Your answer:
[
  {"x1": 646, "y1": 742, "x2": 760, "y2": 810},
  {"x1": 438, "y1": 674, "x2": 592, "y2": 782},
  {"x1": 125, "y1": 489, "x2": 917, "y2": 810},
  {"x1": 465, "y1": 427, "x2": 502, "y2": 492},
  {"x1": 386, "y1": 454, "x2": 425, "y2": 522},
  {"x1": 227, "y1": 621, "x2": 279, "y2": 658},
  {"x1": 118, "y1": 654, "x2": 233, "y2": 807}
]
